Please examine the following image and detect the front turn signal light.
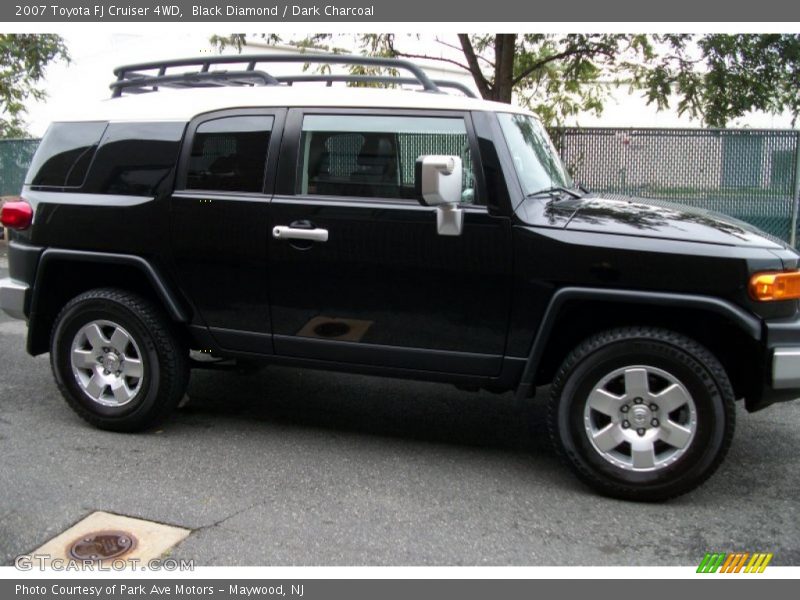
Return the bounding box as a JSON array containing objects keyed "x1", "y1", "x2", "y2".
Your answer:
[{"x1": 749, "y1": 271, "x2": 800, "y2": 301}]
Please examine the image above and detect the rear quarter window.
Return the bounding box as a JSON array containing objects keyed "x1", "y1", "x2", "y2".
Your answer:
[
  {"x1": 26, "y1": 122, "x2": 107, "y2": 188},
  {"x1": 82, "y1": 122, "x2": 186, "y2": 196}
]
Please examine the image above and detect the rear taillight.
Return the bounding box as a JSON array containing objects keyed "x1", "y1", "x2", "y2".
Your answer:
[{"x1": 0, "y1": 199, "x2": 33, "y2": 230}]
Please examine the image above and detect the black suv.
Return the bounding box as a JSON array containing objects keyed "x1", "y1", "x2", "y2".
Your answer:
[{"x1": 2, "y1": 55, "x2": 799, "y2": 501}]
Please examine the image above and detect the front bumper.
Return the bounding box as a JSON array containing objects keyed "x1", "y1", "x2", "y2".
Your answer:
[
  {"x1": 0, "y1": 277, "x2": 29, "y2": 320},
  {"x1": 772, "y1": 348, "x2": 800, "y2": 389},
  {"x1": 754, "y1": 314, "x2": 800, "y2": 410}
]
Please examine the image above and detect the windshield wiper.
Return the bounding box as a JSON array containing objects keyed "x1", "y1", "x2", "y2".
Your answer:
[{"x1": 526, "y1": 186, "x2": 583, "y2": 200}]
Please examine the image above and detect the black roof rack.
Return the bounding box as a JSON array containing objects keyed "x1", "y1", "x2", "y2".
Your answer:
[
  {"x1": 111, "y1": 70, "x2": 280, "y2": 94},
  {"x1": 276, "y1": 74, "x2": 476, "y2": 98},
  {"x1": 110, "y1": 54, "x2": 476, "y2": 98}
]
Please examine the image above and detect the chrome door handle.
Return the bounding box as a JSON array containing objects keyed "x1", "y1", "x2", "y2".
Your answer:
[{"x1": 272, "y1": 225, "x2": 329, "y2": 242}]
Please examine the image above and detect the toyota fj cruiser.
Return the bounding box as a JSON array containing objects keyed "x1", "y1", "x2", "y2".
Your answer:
[{"x1": 2, "y1": 54, "x2": 800, "y2": 501}]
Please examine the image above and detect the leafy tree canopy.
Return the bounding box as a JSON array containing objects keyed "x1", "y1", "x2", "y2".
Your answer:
[
  {"x1": 639, "y1": 34, "x2": 800, "y2": 127},
  {"x1": 212, "y1": 33, "x2": 800, "y2": 128},
  {"x1": 0, "y1": 34, "x2": 69, "y2": 138}
]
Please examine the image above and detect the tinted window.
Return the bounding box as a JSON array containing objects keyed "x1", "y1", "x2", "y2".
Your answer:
[
  {"x1": 298, "y1": 115, "x2": 477, "y2": 203},
  {"x1": 83, "y1": 122, "x2": 185, "y2": 196},
  {"x1": 26, "y1": 122, "x2": 107, "y2": 187},
  {"x1": 186, "y1": 116, "x2": 273, "y2": 193}
]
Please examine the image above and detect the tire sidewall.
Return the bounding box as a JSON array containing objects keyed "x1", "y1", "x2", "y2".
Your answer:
[
  {"x1": 52, "y1": 298, "x2": 163, "y2": 423},
  {"x1": 556, "y1": 338, "x2": 729, "y2": 494}
]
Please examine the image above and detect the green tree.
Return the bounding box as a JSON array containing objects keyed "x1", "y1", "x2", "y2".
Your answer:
[
  {"x1": 212, "y1": 33, "x2": 651, "y2": 126},
  {"x1": 638, "y1": 34, "x2": 800, "y2": 127},
  {"x1": 212, "y1": 33, "x2": 800, "y2": 127},
  {"x1": 0, "y1": 34, "x2": 69, "y2": 138}
]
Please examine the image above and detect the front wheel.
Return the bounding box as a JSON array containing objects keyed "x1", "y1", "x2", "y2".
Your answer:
[
  {"x1": 50, "y1": 288, "x2": 189, "y2": 432},
  {"x1": 547, "y1": 327, "x2": 735, "y2": 501}
]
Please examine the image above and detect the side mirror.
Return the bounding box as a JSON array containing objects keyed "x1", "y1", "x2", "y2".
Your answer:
[
  {"x1": 415, "y1": 155, "x2": 463, "y2": 206},
  {"x1": 414, "y1": 155, "x2": 464, "y2": 236}
]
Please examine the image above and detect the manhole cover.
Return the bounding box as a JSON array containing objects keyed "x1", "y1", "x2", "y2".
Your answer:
[{"x1": 68, "y1": 530, "x2": 137, "y2": 561}]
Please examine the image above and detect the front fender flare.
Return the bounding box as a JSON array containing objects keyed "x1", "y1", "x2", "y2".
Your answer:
[{"x1": 514, "y1": 287, "x2": 762, "y2": 403}]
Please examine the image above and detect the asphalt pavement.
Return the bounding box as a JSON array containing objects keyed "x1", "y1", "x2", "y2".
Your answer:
[{"x1": 1, "y1": 245, "x2": 798, "y2": 566}]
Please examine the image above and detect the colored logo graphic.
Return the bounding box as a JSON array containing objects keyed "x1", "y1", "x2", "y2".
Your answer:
[{"x1": 697, "y1": 552, "x2": 773, "y2": 573}]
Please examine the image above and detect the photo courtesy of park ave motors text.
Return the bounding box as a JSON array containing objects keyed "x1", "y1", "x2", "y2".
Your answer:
[{"x1": 0, "y1": 29, "x2": 799, "y2": 569}]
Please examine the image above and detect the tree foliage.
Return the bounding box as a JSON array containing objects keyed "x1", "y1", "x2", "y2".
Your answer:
[
  {"x1": 637, "y1": 34, "x2": 800, "y2": 127},
  {"x1": 211, "y1": 33, "x2": 800, "y2": 128},
  {"x1": 374, "y1": 34, "x2": 655, "y2": 126},
  {"x1": 0, "y1": 34, "x2": 69, "y2": 138}
]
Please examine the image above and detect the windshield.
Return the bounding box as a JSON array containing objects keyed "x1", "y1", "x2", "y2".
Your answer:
[{"x1": 497, "y1": 113, "x2": 573, "y2": 197}]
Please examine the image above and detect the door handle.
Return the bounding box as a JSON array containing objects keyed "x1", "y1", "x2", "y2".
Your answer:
[{"x1": 272, "y1": 225, "x2": 329, "y2": 242}]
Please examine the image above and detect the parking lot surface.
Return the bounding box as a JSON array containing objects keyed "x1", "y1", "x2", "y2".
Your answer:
[{"x1": 1, "y1": 252, "x2": 798, "y2": 566}]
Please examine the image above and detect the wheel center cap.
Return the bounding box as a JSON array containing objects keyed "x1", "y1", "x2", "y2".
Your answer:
[
  {"x1": 103, "y1": 352, "x2": 121, "y2": 372},
  {"x1": 630, "y1": 406, "x2": 650, "y2": 427}
]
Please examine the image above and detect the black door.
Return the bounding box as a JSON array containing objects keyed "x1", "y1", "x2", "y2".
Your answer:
[
  {"x1": 268, "y1": 109, "x2": 512, "y2": 375},
  {"x1": 169, "y1": 109, "x2": 285, "y2": 352}
]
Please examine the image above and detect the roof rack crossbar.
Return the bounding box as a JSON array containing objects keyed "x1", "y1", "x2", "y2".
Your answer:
[
  {"x1": 111, "y1": 53, "x2": 443, "y2": 97},
  {"x1": 275, "y1": 74, "x2": 477, "y2": 98},
  {"x1": 110, "y1": 70, "x2": 280, "y2": 95}
]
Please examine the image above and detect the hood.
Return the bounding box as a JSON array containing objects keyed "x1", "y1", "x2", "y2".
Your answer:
[{"x1": 539, "y1": 195, "x2": 791, "y2": 250}]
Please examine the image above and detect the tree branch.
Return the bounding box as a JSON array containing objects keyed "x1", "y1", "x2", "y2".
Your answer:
[
  {"x1": 511, "y1": 47, "x2": 591, "y2": 87},
  {"x1": 457, "y1": 34, "x2": 493, "y2": 98},
  {"x1": 386, "y1": 36, "x2": 473, "y2": 74},
  {"x1": 435, "y1": 37, "x2": 494, "y2": 68}
]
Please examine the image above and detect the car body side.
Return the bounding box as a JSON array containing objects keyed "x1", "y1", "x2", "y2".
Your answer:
[{"x1": 3, "y1": 96, "x2": 800, "y2": 415}]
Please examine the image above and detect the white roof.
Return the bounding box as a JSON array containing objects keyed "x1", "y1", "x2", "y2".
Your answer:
[{"x1": 55, "y1": 85, "x2": 532, "y2": 123}]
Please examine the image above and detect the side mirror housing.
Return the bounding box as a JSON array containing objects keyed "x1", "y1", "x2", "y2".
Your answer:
[
  {"x1": 414, "y1": 155, "x2": 465, "y2": 236},
  {"x1": 415, "y1": 155, "x2": 463, "y2": 207}
]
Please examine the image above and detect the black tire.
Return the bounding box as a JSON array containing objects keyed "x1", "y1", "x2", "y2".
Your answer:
[
  {"x1": 547, "y1": 327, "x2": 735, "y2": 501},
  {"x1": 50, "y1": 288, "x2": 189, "y2": 432}
]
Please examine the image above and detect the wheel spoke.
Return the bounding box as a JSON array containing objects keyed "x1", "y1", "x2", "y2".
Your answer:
[
  {"x1": 122, "y1": 358, "x2": 143, "y2": 378},
  {"x1": 109, "y1": 327, "x2": 131, "y2": 353},
  {"x1": 85, "y1": 373, "x2": 106, "y2": 399},
  {"x1": 592, "y1": 423, "x2": 624, "y2": 452},
  {"x1": 587, "y1": 388, "x2": 624, "y2": 417},
  {"x1": 660, "y1": 419, "x2": 693, "y2": 449},
  {"x1": 623, "y1": 368, "x2": 650, "y2": 398},
  {"x1": 653, "y1": 383, "x2": 690, "y2": 413},
  {"x1": 71, "y1": 348, "x2": 97, "y2": 370},
  {"x1": 83, "y1": 323, "x2": 107, "y2": 350},
  {"x1": 631, "y1": 440, "x2": 656, "y2": 469},
  {"x1": 110, "y1": 378, "x2": 131, "y2": 404}
]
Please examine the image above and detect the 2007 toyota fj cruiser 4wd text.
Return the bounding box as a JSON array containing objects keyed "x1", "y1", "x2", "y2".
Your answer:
[{"x1": 2, "y1": 55, "x2": 800, "y2": 501}]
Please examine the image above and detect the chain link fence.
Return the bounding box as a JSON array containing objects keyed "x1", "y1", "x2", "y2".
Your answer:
[
  {"x1": 0, "y1": 139, "x2": 39, "y2": 197},
  {"x1": 551, "y1": 127, "x2": 800, "y2": 245},
  {"x1": 2, "y1": 129, "x2": 800, "y2": 244}
]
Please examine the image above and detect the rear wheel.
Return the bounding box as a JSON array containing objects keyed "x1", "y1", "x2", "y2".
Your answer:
[
  {"x1": 547, "y1": 327, "x2": 735, "y2": 501},
  {"x1": 50, "y1": 288, "x2": 189, "y2": 432}
]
